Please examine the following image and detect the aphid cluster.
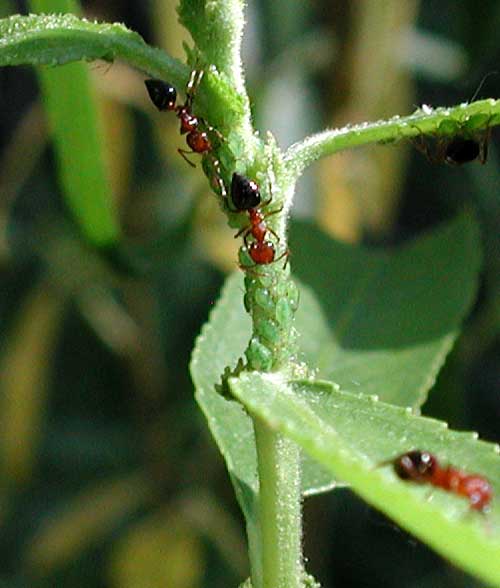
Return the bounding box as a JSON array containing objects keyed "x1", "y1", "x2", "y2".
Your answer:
[
  {"x1": 388, "y1": 450, "x2": 493, "y2": 512},
  {"x1": 145, "y1": 71, "x2": 296, "y2": 371}
]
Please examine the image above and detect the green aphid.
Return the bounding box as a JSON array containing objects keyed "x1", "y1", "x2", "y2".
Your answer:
[
  {"x1": 246, "y1": 337, "x2": 273, "y2": 371},
  {"x1": 275, "y1": 297, "x2": 294, "y2": 327},
  {"x1": 255, "y1": 316, "x2": 281, "y2": 346},
  {"x1": 254, "y1": 288, "x2": 276, "y2": 314}
]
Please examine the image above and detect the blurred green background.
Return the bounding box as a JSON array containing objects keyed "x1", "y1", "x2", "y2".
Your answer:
[{"x1": 0, "y1": 1, "x2": 499, "y2": 586}]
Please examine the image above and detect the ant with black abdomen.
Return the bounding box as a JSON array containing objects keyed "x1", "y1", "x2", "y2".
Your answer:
[
  {"x1": 145, "y1": 70, "x2": 227, "y2": 197},
  {"x1": 230, "y1": 173, "x2": 288, "y2": 267},
  {"x1": 411, "y1": 119, "x2": 490, "y2": 166},
  {"x1": 411, "y1": 72, "x2": 497, "y2": 166}
]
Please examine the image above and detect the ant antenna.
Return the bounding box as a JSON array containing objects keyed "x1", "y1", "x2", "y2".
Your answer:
[{"x1": 469, "y1": 71, "x2": 498, "y2": 103}]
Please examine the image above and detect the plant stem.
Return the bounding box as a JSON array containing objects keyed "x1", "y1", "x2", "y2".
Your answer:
[
  {"x1": 283, "y1": 98, "x2": 500, "y2": 182},
  {"x1": 254, "y1": 417, "x2": 303, "y2": 588},
  {"x1": 179, "y1": 3, "x2": 304, "y2": 585}
]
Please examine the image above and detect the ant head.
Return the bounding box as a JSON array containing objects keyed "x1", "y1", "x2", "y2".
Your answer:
[
  {"x1": 231, "y1": 173, "x2": 261, "y2": 211},
  {"x1": 145, "y1": 79, "x2": 177, "y2": 111},
  {"x1": 394, "y1": 450, "x2": 437, "y2": 481}
]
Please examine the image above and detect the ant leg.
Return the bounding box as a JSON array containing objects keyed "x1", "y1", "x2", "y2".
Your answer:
[
  {"x1": 208, "y1": 157, "x2": 227, "y2": 199},
  {"x1": 434, "y1": 137, "x2": 449, "y2": 164},
  {"x1": 178, "y1": 148, "x2": 197, "y2": 167},
  {"x1": 274, "y1": 247, "x2": 290, "y2": 269},
  {"x1": 201, "y1": 153, "x2": 227, "y2": 199},
  {"x1": 409, "y1": 123, "x2": 449, "y2": 164},
  {"x1": 195, "y1": 115, "x2": 225, "y2": 145},
  {"x1": 243, "y1": 232, "x2": 251, "y2": 249},
  {"x1": 261, "y1": 180, "x2": 285, "y2": 212},
  {"x1": 235, "y1": 225, "x2": 250, "y2": 240},
  {"x1": 240, "y1": 243, "x2": 289, "y2": 271},
  {"x1": 409, "y1": 125, "x2": 437, "y2": 163},
  {"x1": 266, "y1": 226, "x2": 280, "y2": 242},
  {"x1": 254, "y1": 207, "x2": 284, "y2": 242},
  {"x1": 185, "y1": 69, "x2": 204, "y2": 108},
  {"x1": 216, "y1": 177, "x2": 227, "y2": 199},
  {"x1": 254, "y1": 179, "x2": 274, "y2": 209},
  {"x1": 263, "y1": 205, "x2": 283, "y2": 219},
  {"x1": 479, "y1": 127, "x2": 490, "y2": 164},
  {"x1": 374, "y1": 458, "x2": 394, "y2": 470},
  {"x1": 240, "y1": 263, "x2": 265, "y2": 277},
  {"x1": 206, "y1": 124, "x2": 225, "y2": 143},
  {"x1": 213, "y1": 176, "x2": 227, "y2": 199},
  {"x1": 263, "y1": 179, "x2": 274, "y2": 208}
]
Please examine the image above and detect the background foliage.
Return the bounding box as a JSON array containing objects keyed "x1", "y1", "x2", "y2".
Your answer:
[{"x1": 0, "y1": 1, "x2": 499, "y2": 587}]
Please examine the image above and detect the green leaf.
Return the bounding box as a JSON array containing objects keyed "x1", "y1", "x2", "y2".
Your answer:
[
  {"x1": 0, "y1": 9, "x2": 189, "y2": 246},
  {"x1": 229, "y1": 373, "x2": 500, "y2": 588},
  {"x1": 23, "y1": 0, "x2": 117, "y2": 245},
  {"x1": 291, "y1": 214, "x2": 481, "y2": 408},
  {"x1": 189, "y1": 271, "x2": 259, "y2": 582},
  {"x1": 0, "y1": 13, "x2": 187, "y2": 84},
  {"x1": 189, "y1": 271, "x2": 338, "y2": 500}
]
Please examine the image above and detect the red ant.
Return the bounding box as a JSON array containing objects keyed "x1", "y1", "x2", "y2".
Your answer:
[
  {"x1": 386, "y1": 450, "x2": 493, "y2": 513},
  {"x1": 230, "y1": 173, "x2": 288, "y2": 266},
  {"x1": 144, "y1": 70, "x2": 226, "y2": 196}
]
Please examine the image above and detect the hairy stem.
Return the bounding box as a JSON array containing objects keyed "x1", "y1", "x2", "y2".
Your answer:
[
  {"x1": 254, "y1": 418, "x2": 303, "y2": 588},
  {"x1": 284, "y1": 98, "x2": 500, "y2": 182},
  {"x1": 179, "y1": 2, "x2": 304, "y2": 585}
]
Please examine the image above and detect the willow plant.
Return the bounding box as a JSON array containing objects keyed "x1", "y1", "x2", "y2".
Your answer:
[{"x1": 1, "y1": 1, "x2": 499, "y2": 587}]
